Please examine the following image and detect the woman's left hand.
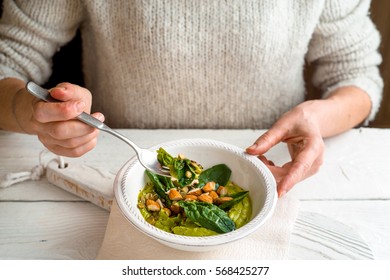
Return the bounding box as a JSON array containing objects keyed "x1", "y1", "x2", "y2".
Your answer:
[{"x1": 246, "y1": 101, "x2": 325, "y2": 197}]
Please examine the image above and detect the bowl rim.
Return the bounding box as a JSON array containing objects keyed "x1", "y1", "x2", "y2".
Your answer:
[{"x1": 114, "y1": 138, "x2": 277, "y2": 248}]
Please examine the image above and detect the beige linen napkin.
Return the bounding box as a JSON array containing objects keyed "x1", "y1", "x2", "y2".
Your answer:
[{"x1": 96, "y1": 194, "x2": 300, "y2": 260}]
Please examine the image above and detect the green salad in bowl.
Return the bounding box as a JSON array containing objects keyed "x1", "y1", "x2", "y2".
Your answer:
[
  {"x1": 114, "y1": 138, "x2": 277, "y2": 251},
  {"x1": 137, "y1": 148, "x2": 252, "y2": 236}
]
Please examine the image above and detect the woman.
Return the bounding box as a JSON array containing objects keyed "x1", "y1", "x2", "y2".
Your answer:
[{"x1": 0, "y1": 0, "x2": 383, "y2": 197}]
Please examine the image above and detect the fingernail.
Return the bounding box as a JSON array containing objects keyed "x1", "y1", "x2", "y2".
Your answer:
[
  {"x1": 49, "y1": 86, "x2": 66, "y2": 93},
  {"x1": 96, "y1": 113, "x2": 105, "y2": 122},
  {"x1": 278, "y1": 190, "x2": 287, "y2": 198},
  {"x1": 76, "y1": 101, "x2": 85, "y2": 113},
  {"x1": 247, "y1": 144, "x2": 257, "y2": 150}
]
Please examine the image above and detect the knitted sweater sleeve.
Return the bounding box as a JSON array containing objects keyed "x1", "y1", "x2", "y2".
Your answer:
[
  {"x1": 0, "y1": 0, "x2": 83, "y2": 84},
  {"x1": 306, "y1": 0, "x2": 383, "y2": 123}
]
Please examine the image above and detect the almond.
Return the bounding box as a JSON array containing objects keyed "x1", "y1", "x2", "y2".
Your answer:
[
  {"x1": 217, "y1": 186, "x2": 228, "y2": 196},
  {"x1": 197, "y1": 193, "x2": 213, "y2": 204},
  {"x1": 146, "y1": 199, "x2": 161, "y2": 211},
  {"x1": 185, "y1": 194, "x2": 198, "y2": 201},
  {"x1": 209, "y1": 190, "x2": 219, "y2": 202},
  {"x1": 216, "y1": 196, "x2": 233, "y2": 205},
  {"x1": 202, "y1": 181, "x2": 216, "y2": 192},
  {"x1": 168, "y1": 189, "x2": 183, "y2": 201},
  {"x1": 170, "y1": 203, "x2": 182, "y2": 214},
  {"x1": 187, "y1": 188, "x2": 202, "y2": 196}
]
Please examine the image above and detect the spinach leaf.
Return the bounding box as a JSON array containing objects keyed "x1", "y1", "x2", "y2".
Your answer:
[
  {"x1": 174, "y1": 158, "x2": 198, "y2": 186},
  {"x1": 218, "y1": 191, "x2": 249, "y2": 210},
  {"x1": 178, "y1": 201, "x2": 235, "y2": 233},
  {"x1": 156, "y1": 147, "x2": 203, "y2": 187},
  {"x1": 159, "y1": 176, "x2": 176, "y2": 191},
  {"x1": 198, "y1": 164, "x2": 232, "y2": 188},
  {"x1": 157, "y1": 147, "x2": 174, "y2": 167},
  {"x1": 145, "y1": 170, "x2": 172, "y2": 207}
]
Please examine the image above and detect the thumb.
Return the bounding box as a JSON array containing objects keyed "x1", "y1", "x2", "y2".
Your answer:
[{"x1": 246, "y1": 127, "x2": 286, "y2": 155}]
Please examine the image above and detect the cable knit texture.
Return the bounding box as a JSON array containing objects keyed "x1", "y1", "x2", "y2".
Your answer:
[{"x1": 0, "y1": 0, "x2": 383, "y2": 128}]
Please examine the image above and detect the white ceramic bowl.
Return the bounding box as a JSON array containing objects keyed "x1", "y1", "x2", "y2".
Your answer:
[{"x1": 114, "y1": 138, "x2": 277, "y2": 252}]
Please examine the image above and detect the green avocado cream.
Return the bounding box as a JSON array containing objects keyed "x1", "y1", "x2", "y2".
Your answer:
[{"x1": 138, "y1": 180, "x2": 252, "y2": 236}]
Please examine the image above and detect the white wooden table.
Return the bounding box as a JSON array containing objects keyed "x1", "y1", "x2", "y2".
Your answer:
[{"x1": 1, "y1": 128, "x2": 389, "y2": 260}]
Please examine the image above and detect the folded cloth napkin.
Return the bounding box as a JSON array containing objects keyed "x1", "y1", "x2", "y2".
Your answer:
[{"x1": 96, "y1": 194, "x2": 300, "y2": 260}]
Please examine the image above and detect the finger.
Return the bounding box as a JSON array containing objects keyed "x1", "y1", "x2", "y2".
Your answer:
[
  {"x1": 35, "y1": 113, "x2": 104, "y2": 143},
  {"x1": 265, "y1": 165, "x2": 287, "y2": 184},
  {"x1": 278, "y1": 158, "x2": 313, "y2": 196},
  {"x1": 47, "y1": 112, "x2": 104, "y2": 139},
  {"x1": 33, "y1": 83, "x2": 94, "y2": 123},
  {"x1": 246, "y1": 125, "x2": 288, "y2": 155},
  {"x1": 49, "y1": 83, "x2": 92, "y2": 104},
  {"x1": 257, "y1": 155, "x2": 275, "y2": 166},
  {"x1": 278, "y1": 140, "x2": 323, "y2": 196},
  {"x1": 44, "y1": 137, "x2": 99, "y2": 157},
  {"x1": 33, "y1": 101, "x2": 86, "y2": 123},
  {"x1": 39, "y1": 127, "x2": 99, "y2": 149}
]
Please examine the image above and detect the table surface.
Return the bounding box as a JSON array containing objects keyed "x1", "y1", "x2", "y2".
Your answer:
[{"x1": 1, "y1": 128, "x2": 389, "y2": 260}]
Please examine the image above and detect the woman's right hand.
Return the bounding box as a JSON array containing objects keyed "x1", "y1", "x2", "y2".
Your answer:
[{"x1": 30, "y1": 82, "x2": 104, "y2": 157}]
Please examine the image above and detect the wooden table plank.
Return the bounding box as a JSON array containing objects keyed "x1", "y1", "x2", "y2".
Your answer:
[
  {"x1": 1, "y1": 199, "x2": 381, "y2": 260},
  {"x1": 0, "y1": 201, "x2": 109, "y2": 260},
  {"x1": 298, "y1": 200, "x2": 390, "y2": 260},
  {"x1": 290, "y1": 211, "x2": 374, "y2": 260}
]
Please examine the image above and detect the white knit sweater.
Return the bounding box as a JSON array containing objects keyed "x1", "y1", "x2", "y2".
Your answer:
[{"x1": 0, "y1": 0, "x2": 383, "y2": 128}]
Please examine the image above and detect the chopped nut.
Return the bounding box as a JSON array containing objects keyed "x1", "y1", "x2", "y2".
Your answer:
[
  {"x1": 178, "y1": 153, "x2": 185, "y2": 160},
  {"x1": 209, "y1": 190, "x2": 219, "y2": 202},
  {"x1": 189, "y1": 179, "x2": 199, "y2": 186},
  {"x1": 146, "y1": 216, "x2": 156, "y2": 225},
  {"x1": 168, "y1": 189, "x2": 183, "y2": 201},
  {"x1": 170, "y1": 202, "x2": 182, "y2": 214},
  {"x1": 185, "y1": 170, "x2": 192, "y2": 178},
  {"x1": 156, "y1": 198, "x2": 164, "y2": 208},
  {"x1": 187, "y1": 188, "x2": 202, "y2": 196},
  {"x1": 203, "y1": 181, "x2": 216, "y2": 192},
  {"x1": 181, "y1": 186, "x2": 189, "y2": 193},
  {"x1": 162, "y1": 207, "x2": 171, "y2": 216},
  {"x1": 217, "y1": 186, "x2": 228, "y2": 196},
  {"x1": 190, "y1": 161, "x2": 203, "y2": 169},
  {"x1": 137, "y1": 202, "x2": 145, "y2": 209},
  {"x1": 146, "y1": 199, "x2": 161, "y2": 211},
  {"x1": 185, "y1": 194, "x2": 198, "y2": 201},
  {"x1": 145, "y1": 193, "x2": 157, "y2": 200},
  {"x1": 216, "y1": 196, "x2": 233, "y2": 205},
  {"x1": 197, "y1": 193, "x2": 213, "y2": 204}
]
